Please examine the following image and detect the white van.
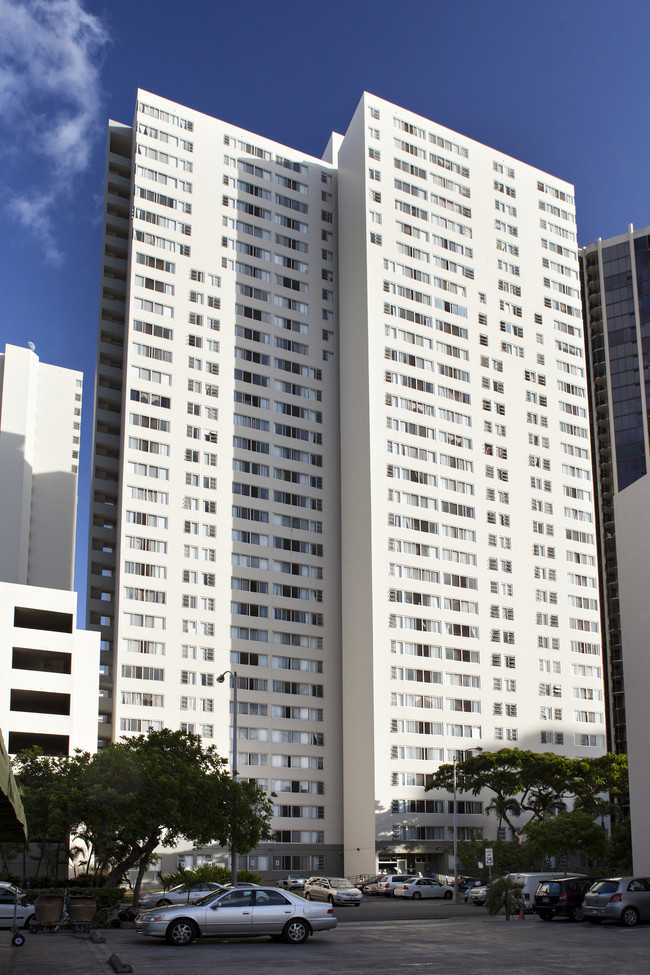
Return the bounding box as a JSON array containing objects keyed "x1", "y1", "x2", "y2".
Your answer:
[{"x1": 506, "y1": 872, "x2": 586, "y2": 911}]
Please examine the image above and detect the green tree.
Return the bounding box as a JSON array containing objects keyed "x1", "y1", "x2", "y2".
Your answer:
[
  {"x1": 523, "y1": 810, "x2": 607, "y2": 867},
  {"x1": 570, "y1": 753, "x2": 628, "y2": 823},
  {"x1": 485, "y1": 794, "x2": 522, "y2": 838},
  {"x1": 606, "y1": 817, "x2": 632, "y2": 874},
  {"x1": 484, "y1": 875, "x2": 523, "y2": 920},
  {"x1": 426, "y1": 749, "x2": 627, "y2": 830},
  {"x1": 456, "y1": 837, "x2": 528, "y2": 878},
  {"x1": 14, "y1": 729, "x2": 273, "y2": 896},
  {"x1": 11, "y1": 749, "x2": 88, "y2": 880}
]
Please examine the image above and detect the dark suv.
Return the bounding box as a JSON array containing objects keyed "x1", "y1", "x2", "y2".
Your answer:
[{"x1": 533, "y1": 877, "x2": 595, "y2": 922}]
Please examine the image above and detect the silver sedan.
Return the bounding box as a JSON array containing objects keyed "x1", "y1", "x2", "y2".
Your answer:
[
  {"x1": 139, "y1": 882, "x2": 224, "y2": 908},
  {"x1": 394, "y1": 878, "x2": 454, "y2": 900},
  {"x1": 135, "y1": 885, "x2": 337, "y2": 945}
]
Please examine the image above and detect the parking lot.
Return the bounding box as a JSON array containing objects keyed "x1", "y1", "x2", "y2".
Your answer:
[{"x1": 2, "y1": 899, "x2": 650, "y2": 974}]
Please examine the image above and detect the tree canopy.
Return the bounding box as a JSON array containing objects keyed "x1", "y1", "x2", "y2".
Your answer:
[
  {"x1": 524, "y1": 810, "x2": 608, "y2": 866},
  {"x1": 13, "y1": 728, "x2": 273, "y2": 888},
  {"x1": 425, "y1": 748, "x2": 628, "y2": 833}
]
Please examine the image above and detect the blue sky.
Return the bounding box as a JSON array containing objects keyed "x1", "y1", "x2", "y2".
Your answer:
[{"x1": 1, "y1": 0, "x2": 649, "y2": 604}]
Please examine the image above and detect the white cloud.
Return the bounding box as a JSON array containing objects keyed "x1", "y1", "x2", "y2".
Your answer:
[{"x1": 0, "y1": 0, "x2": 110, "y2": 261}]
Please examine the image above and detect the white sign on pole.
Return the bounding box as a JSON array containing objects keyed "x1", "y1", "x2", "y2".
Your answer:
[{"x1": 484, "y1": 847, "x2": 494, "y2": 866}]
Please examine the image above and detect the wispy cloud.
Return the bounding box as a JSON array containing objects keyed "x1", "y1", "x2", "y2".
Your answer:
[{"x1": 0, "y1": 0, "x2": 110, "y2": 263}]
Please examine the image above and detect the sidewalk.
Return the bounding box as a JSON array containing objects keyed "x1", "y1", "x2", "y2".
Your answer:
[{"x1": 0, "y1": 929, "x2": 111, "y2": 974}]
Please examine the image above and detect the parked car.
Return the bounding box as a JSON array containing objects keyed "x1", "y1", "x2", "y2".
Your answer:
[
  {"x1": 583, "y1": 877, "x2": 650, "y2": 927},
  {"x1": 507, "y1": 872, "x2": 584, "y2": 912},
  {"x1": 304, "y1": 877, "x2": 363, "y2": 906},
  {"x1": 394, "y1": 878, "x2": 454, "y2": 900},
  {"x1": 469, "y1": 884, "x2": 488, "y2": 906},
  {"x1": 367, "y1": 874, "x2": 421, "y2": 897},
  {"x1": 277, "y1": 877, "x2": 308, "y2": 891},
  {"x1": 139, "y1": 881, "x2": 224, "y2": 908},
  {"x1": 135, "y1": 885, "x2": 337, "y2": 945},
  {"x1": 533, "y1": 876, "x2": 596, "y2": 922},
  {"x1": 355, "y1": 874, "x2": 386, "y2": 892},
  {"x1": 0, "y1": 883, "x2": 36, "y2": 929}
]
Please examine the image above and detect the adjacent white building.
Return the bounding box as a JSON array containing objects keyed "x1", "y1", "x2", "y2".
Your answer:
[
  {"x1": 0, "y1": 344, "x2": 100, "y2": 757},
  {"x1": 0, "y1": 583, "x2": 100, "y2": 756},
  {"x1": 0, "y1": 344, "x2": 81, "y2": 590},
  {"x1": 87, "y1": 91, "x2": 605, "y2": 880}
]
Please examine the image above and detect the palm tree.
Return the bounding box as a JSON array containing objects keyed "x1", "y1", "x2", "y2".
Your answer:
[
  {"x1": 484, "y1": 875, "x2": 524, "y2": 921},
  {"x1": 485, "y1": 795, "x2": 520, "y2": 837}
]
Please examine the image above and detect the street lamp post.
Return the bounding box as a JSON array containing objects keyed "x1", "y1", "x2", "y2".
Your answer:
[
  {"x1": 452, "y1": 746, "x2": 482, "y2": 904},
  {"x1": 217, "y1": 669, "x2": 238, "y2": 885},
  {"x1": 453, "y1": 756, "x2": 459, "y2": 904}
]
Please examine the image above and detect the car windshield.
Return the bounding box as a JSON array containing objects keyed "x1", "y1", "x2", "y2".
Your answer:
[{"x1": 330, "y1": 880, "x2": 355, "y2": 889}]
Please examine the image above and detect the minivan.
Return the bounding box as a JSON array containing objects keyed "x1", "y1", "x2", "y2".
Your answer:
[{"x1": 533, "y1": 876, "x2": 595, "y2": 922}]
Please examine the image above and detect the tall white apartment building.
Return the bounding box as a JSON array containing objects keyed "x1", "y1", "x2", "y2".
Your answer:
[
  {"x1": 88, "y1": 93, "x2": 342, "y2": 877},
  {"x1": 0, "y1": 344, "x2": 99, "y2": 758},
  {"x1": 337, "y1": 95, "x2": 605, "y2": 877},
  {"x1": 88, "y1": 91, "x2": 604, "y2": 880}
]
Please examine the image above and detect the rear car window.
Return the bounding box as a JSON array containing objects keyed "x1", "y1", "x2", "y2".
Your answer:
[
  {"x1": 591, "y1": 881, "x2": 619, "y2": 894},
  {"x1": 538, "y1": 882, "x2": 561, "y2": 896}
]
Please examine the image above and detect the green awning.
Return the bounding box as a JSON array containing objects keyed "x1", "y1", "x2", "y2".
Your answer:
[{"x1": 0, "y1": 731, "x2": 28, "y2": 842}]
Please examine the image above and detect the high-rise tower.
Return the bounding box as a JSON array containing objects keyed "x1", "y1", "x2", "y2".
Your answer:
[{"x1": 87, "y1": 91, "x2": 605, "y2": 879}]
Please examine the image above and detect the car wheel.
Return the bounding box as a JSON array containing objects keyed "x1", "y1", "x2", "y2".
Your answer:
[
  {"x1": 539, "y1": 914, "x2": 553, "y2": 922},
  {"x1": 23, "y1": 914, "x2": 35, "y2": 930},
  {"x1": 166, "y1": 919, "x2": 198, "y2": 946},
  {"x1": 412, "y1": 891, "x2": 421, "y2": 900},
  {"x1": 570, "y1": 905, "x2": 584, "y2": 922},
  {"x1": 620, "y1": 907, "x2": 640, "y2": 928},
  {"x1": 304, "y1": 892, "x2": 311, "y2": 901},
  {"x1": 443, "y1": 891, "x2": 452, "y2": 900},
  {"x1": 157, "y1": 898, "x2": 172, "y2": 906},
  {"x1": 355, "y1": 902, "x2": 361, "y2": 907},
  {"x1": 282, "y1": 919, "x2": 310, "y2": 944}
]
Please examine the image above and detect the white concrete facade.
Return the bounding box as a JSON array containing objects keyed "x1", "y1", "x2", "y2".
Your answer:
[
  {"x1": 88, "y1": 92, "x2": 342, "y2": 877},
  {"x1": 337, "y1": 94, "x2": 605, "y2": 876},
  {"x1": 0, "y1": 582, "x2": 100, "y2": 757},
  {"x1": 87, "y1": 91, "x2": 605, "y2": 880},
  {"x1": 0, "y1": 344, "x2": 82, "y2": 591}
]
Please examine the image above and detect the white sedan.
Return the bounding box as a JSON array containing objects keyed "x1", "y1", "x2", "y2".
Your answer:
[{"x1": 394, "y1": 878, "x2": 454, "y2": 900}]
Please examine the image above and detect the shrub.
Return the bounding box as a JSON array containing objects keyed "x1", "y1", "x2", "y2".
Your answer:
[{"x1": 484, "y1": 876, "x2": 523, "y2": 920}]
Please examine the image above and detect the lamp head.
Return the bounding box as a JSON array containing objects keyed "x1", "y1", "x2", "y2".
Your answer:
[{"x1": 216, "y1": 674, "x2": 226, "y2": 684}]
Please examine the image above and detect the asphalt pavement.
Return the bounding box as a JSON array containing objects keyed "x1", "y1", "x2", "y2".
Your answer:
[{"x1": 2, "y1": 901, "x2": 650, "y2": 975}]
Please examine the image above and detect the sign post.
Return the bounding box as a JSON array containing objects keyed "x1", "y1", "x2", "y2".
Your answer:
[{"x1": 485, "y1": 846, "x2": 493, "y2": 883}]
